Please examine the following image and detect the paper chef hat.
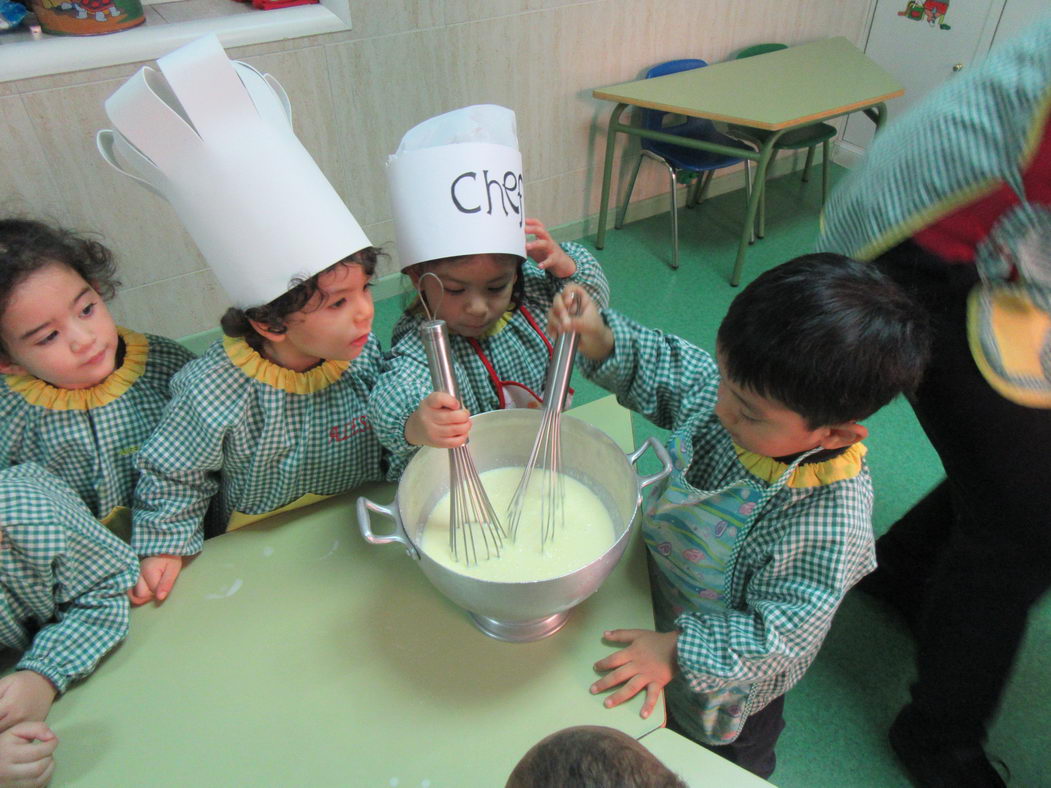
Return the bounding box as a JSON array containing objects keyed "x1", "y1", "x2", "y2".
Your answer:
[
  {"x1": 387, "y1": 105, "x2": 526, "y2": 271},
  {"x1": 97, "y1": 35, "x2": 371, "y2": 308}
]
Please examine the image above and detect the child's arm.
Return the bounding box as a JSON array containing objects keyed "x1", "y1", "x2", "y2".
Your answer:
[
  {"x1": 0, "y1": 675, "x2": 54, "y2": 733},
  {"x1": 550, "y1": 286, "x2": 718, "y2": 432},
  {"x1": 0, "y1": 723, "x2": 56, "y2": 788},
  {"x1": 11, "y1": 518, "x2": 138, "y2": 701},
  {"x1": 588, "y1": 629, "x2": 679, "y2": 720},
  {"x1": 523, "y1": 219, "x2": 611, "y2": 310},
  {"x1": 131, "y1": 371, "x2": 227, "y2": 603},
  {"x1": 403, "y1": 392, "x2": 471, "y2": 449}
]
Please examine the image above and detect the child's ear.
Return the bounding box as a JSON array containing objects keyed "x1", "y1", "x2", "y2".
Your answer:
[
  {"x1": 818, "y1": 421, "x2": 868, "y2": 450},
  {"x1": 0, "y1": 357, "x2": 27, "y2": 376},
  {"x1": 246, "y1": 320, "x2": 286, "y2": 344}
]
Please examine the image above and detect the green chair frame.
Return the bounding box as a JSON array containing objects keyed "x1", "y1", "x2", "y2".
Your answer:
[{"x1": 727, "y1": 43, "x2": 838, "y2": 238}]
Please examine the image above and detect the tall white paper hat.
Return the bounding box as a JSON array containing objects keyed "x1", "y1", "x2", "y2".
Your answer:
[
  {"x1": 388, "y1": 104, "x2": 526, "y2": 271},
  {"x1": 97, "y1": 35, "x2": 371, "y2": 308}
]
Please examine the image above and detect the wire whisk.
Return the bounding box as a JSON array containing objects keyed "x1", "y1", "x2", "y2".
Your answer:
[
  {"x1": 505, "y1": 292, "x2": 581, "y2": 549},
  {"x1": 417, "y1": 274, "x2": 504, "y2": 566}
]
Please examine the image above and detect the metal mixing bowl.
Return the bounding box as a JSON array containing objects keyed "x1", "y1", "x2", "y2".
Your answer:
[{"x1": 357, "y1": 409, "x2": 671, "y2": 641}]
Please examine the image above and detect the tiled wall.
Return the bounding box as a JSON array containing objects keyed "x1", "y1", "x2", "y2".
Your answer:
[{"x1": 0, "y1": 0, "x2": 873, "y2": 338}]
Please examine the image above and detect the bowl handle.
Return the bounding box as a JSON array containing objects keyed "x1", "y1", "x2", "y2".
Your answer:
[
  {"x1": 356, "y1": 495, "x2": 420, "y2": 561},
  {"x1": 627, "y1": 436, "x2": 673, "y2": 490}
]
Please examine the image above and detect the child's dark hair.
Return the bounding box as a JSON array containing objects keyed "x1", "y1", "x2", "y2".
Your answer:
[
  {"x1": 220, "y1": 247, "x2": 380, "y2": 350},
  {"x1": 405, "y1": 253, "x2": 525, "y2": 315},
  {"x1": 717, "y1": 253, "x2": 931, "y2": 428},
  {"x1": 506, "y1": 725, "x2": 687, "y2": 788},
  {"x1": 0, "y1": 218, "x2": 120, "y2": 356}
]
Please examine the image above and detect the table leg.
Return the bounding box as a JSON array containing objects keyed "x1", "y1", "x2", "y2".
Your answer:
[
  {"x1": 596, "y1": 102, "x2": 628, "y2": 250},
  {"x1": 731, "y1": 134, "x2": 780, "y2": 287},
  {"x1": 862, "y1": 102, "x2": 889, "y2": 132}
]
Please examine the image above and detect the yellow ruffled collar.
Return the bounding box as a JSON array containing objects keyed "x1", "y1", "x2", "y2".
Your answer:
[
  {"x1": 735, "y1": 442, "x2": 867, "y2": 488},
  {"x1": 480, "y1": 309, "x2": 516, "y2": 339},
  {"x1": 4, "y1": 327, "x2": 147, "y2": 411},
  {"x1": 223, "y1": 336, "x2": 348, "y2": 394}
]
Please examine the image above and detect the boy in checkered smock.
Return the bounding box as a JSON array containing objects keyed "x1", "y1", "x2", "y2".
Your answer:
[
  {"x1": 96, "y1": 38, "x2": 390, "y2": 606},
  {"x1": 0, "y1": 219, "x2": 195, "y2": 540},
  {"x1": 130, "y1": 249, "x2": 389, "y2": 606},
  {"x1": 0, "y1": 462, "x2": 139, "y2": 784},
  {"x1": 548, "y1": 255, "x2": 931, "y2": 780},
  {"x1": 369, "y1": 106, "x2": 610, "y2": 474}
]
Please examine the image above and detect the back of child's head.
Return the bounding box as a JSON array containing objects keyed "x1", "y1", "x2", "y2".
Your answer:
[
  {"x1": 717, "y1": 253, "x2": 930, "y2": 428},
  {"x1": 506, "y1": 725, "x2": 687, "y2": 788},
  {"x1": 220, "y1": 247, "x2": 379, "y2": 350},
  {"x1": 0, "y1": 218, "x2": 120, "y2": 358}
]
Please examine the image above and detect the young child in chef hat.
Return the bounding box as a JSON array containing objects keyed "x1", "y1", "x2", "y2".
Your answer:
[
  {"x1": 96, "y1": 35, "x2": 389, "y2": 605},
  {"x1": 369, "y1": 105, "x2": 610, "y2": 476},
  {"x1": 0, "y1": 217, "x2": 196, "y2": 540}
]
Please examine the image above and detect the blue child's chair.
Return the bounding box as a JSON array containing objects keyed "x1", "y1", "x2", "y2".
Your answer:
[{"x1": 614, "y1": 58, "x2": 756, "y2": 270}]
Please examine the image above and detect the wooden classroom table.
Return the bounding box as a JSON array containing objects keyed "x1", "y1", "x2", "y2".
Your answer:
[
  {"x1": 36, "y1": 396, "x2": 770, "y2": 786},
  {"x1": 592, "y1": 36, "x2": 904, "y2": 286}
]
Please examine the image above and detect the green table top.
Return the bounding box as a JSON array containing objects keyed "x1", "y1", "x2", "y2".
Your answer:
[
  {"x1": 593, "y1": 37, "x2": 903, "y2": 131},
  {"x1": 42, "y1": 397, "x2": 668, "y2": 786}
]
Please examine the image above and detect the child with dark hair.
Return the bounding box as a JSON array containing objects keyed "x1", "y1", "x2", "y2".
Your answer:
[
  {"x1": 506, "y1": 726, "x2": 687, "y2": 788},
  {"x1": 97, "y1": 37, "x2": 393, "y2": 606},
  {"x1": 0, "y1": 218, "x2": 195, "y2": 536},
  {"x1": 368, "y1": 106, "x2": 609, "y2": 475},
  {"x1": 130, "y1": 249, "x2": 388, "y2": 605},
  {"x1": 548, "y1": 254, "x2": 931, "y2": 779},
  {"x1": 0, "y1": 462, "x2": 140, "y2": 782}
]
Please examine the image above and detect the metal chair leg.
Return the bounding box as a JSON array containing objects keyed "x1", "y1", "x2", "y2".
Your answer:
[
  {"x1": 802, "y1": 145, "x2": 815, "y2": 183},
  {"x1": 662, "y1": 160, "x2": 680, "y2": 270},
  {"x1": 821, "y1": 139, "x2": 830, "y2": 206},
  {"x1": 615, "y1": 153, "x2": 644, "y2": 230},
  {"x1": 743, "y1": 160, "x2": 755, "y2": 245}
]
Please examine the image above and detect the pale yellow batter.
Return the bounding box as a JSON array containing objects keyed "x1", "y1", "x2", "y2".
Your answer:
[{"x1": 420, "y1": 466, "x2": 616, "y2": 581}]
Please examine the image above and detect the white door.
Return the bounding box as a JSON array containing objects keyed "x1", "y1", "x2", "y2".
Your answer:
[{"x1": 842, "y1": 0, "x2": 1006, "y2": 152}]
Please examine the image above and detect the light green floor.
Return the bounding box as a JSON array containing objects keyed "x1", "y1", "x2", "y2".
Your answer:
[{"x1": 385, "y1": 165, "x2": 1050, "y2": 788}]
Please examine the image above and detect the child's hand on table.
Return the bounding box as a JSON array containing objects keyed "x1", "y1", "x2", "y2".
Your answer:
[
  {"x1": 548, "y1": 285, "x2": 614, "y2": 362},
  {"x1": 525, "y1": 219, "x2": 576, "y2": 278},
  {"x1": 590, "y1": 629, "x2": 679, "y2": 720},
  {"x1": 0, "y1": 722, "x2": 57, "y2": 788},
  {"x1": 130, "y1": 555, "x2": 184, "y2": 606},
  {"x1": 405, "y1": 392, "x2": 471, "y2": 449},
  {"x1": 0, "y1": 673, "x2": 55, "y2": 732}
]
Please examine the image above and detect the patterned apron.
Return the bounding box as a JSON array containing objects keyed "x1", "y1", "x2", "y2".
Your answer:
[{"x1": 643, "y1": 433, "x2": 808, "y2": 743}]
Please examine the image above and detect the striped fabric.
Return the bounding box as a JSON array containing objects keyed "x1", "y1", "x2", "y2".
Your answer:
[
  {"x1": 131, "y1": 335, "x2": 389, "y2": 558},
  {"x1": 0, "y1": 463, "x2": 138, "y2": 693},
  {"x1": 0, "y1": 330, "x2": 194, "y2": 524},
  {"x1": 819, "y1": 15, "x2": 1051, "y2": 264},
  {"x1": 369, "y1": 243, "x2": 609, "y2": 476},
  {"x1": 581, "y1": 310, "x2": 875, "y2": 723}
]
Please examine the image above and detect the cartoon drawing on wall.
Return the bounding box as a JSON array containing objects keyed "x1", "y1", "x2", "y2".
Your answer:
[
  {"x1": 30, "y1": 0, "x2": 143, "y2": 34},
  {"x1": 898, "y1": 0, "x2": 951, "y2": 29}
]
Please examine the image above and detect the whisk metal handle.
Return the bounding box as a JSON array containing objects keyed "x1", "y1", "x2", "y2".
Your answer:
[{"x1": 419, "y1": 319, "x2": 460, "y2": 402}]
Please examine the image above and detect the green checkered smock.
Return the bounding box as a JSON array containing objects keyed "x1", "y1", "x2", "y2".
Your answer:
[
  {"x1": 0, "y1": 329, "x2": 194, "y2": 525},
  {"x1": 371, "y1": 243, "x2": 609, "y2": 476},
  {"x1": 0, "y1": 463, "x2": 138, "y2": 693},
  {"x1": 582, "y1": 310, "x2": 876, "y2": 722},
  {"x1": 132, "y1": 335, "x2": 389, "y2": 558}
]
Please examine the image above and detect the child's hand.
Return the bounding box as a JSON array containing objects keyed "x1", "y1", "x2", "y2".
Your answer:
[
  {"x1": 0, "y1": 722, "x2": 57, "y2": 788},
  {"x1": 525, "y1": 218, "x2": 577, "y2": 278},
  {"x1": 404, "y1": 392, "x2": 471, "y2": 449},
  {"x1": 590, "y1": 629, "x2": 679, "y2": 719},
  {"x1": 548, "y1": 285, "x2": 614, "y2": 362},
  {"x1": 0, "y1": 673, "x2": 55, "y2": 733},
  {"x1": 129, "y1": 555, "x2": 184, "y2": 606}
]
